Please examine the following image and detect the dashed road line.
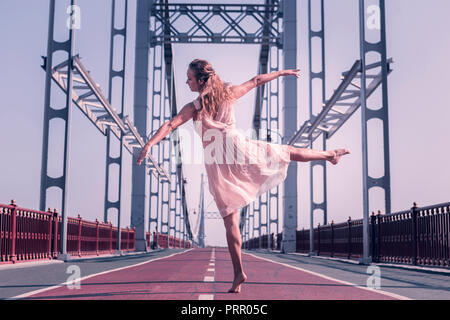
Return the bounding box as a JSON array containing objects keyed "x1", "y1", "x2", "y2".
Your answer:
[{"x1": 199, "y1": 248, "x2": 216, "y2": 300}]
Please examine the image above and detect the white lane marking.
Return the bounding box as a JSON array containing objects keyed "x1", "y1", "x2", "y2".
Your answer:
[
  {"x1": 10, "y1": 249, "x2": 194, "y2": 300},
  {"x1": 199, "y1": 248, "x2": 215, "y2": 300},
  {"x1": 244, "y1": 252, "x2": 411, "y2": 300}
]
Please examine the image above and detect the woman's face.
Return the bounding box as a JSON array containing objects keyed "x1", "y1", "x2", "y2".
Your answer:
[{"x1": 186, "y1": 68, "x2": 202, "y2": 92}]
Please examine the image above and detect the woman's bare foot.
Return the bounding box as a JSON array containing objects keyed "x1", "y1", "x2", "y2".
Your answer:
[
  {"x1": 228, "y1": 273, "x2": 247, "y2": 293},
  {"x1": 328, "y1": 149, "x2": 350, "y2": 165}
]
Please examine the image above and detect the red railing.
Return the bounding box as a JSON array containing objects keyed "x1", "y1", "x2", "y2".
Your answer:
[
  {"x1": 1, "y1": 201, "x2": 55, "y2": 263},
  {"x1": 0, "y1": 201, "x2": 136, "y2": 264},
  {"x1": 145, "y1": 232, "x2": 193, "y2": 249}
]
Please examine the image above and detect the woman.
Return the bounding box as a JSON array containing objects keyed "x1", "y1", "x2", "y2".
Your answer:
[{"x1": 137, "y1": 59, "x2": 350, "y2": 293}]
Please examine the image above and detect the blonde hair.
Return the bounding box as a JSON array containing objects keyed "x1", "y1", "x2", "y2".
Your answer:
[{"x1": 189, "y1": 59, "x2": 234, "y2": 119}]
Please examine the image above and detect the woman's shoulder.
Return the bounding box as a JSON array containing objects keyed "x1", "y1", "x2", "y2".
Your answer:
[{"x1": 192, "y1": 97, "x2": 202, "y2": 110}]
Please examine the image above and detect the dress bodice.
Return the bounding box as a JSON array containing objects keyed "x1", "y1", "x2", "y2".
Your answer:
[{"x1": 192, "y1": 97, "x2": 237, "y2": 139}]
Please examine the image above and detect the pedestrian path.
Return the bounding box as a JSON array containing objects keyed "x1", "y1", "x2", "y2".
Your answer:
[{"x1": 3, "y1": 248, "x2": 415, "y2": 300}]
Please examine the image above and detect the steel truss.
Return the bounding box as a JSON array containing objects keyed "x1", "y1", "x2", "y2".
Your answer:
[
  {"x1": 145, "y1": 0, "x2": 192, "y2": 248},
  {"x1": 44, "y1": 55, "x2": 170, "y2": 179},
  {"x1": 288, "y1": 0, "x2": 392, "y2": 263},
  {"x1": 150, "y1": 2, "x2": 282, "y2": 46},
  {"x1": 145, "y1": 0, "x2": 285, "y2": 248},
  {"x1": 41, "y1": 0, "x2": 169, "y2": 257},
  {"x1": 243, "y1": 43, "x2": 282, "y2": 251}
]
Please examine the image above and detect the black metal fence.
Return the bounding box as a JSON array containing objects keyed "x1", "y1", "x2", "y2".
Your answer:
[
  {"x1": 244, "y1": 233, "x2": 278, "y2": 251},
  {"x1": 242, "y1": 202, "x2": 450, "y2": 268}
]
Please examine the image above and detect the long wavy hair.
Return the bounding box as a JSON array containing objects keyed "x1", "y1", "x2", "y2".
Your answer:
[{"x1": 189, "y1": 59, "x2": 234, "y2": 119}]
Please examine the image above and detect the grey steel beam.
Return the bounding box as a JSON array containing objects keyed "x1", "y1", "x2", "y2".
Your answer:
[
  {"x1": 160, "y1": 0, "x2": 188, "y2": 245},
  {"x1": 104, "y1": 0, "x2": 128, "y2": 253},
  {"x1": 251, "y1": 0, "x2": 273, "y2": 136},
  {"x1": 147, "y1": 35, "x2": 162, "y2": 245},
  {"x1": 358, "y1": 0, "x2": 391, "y2": 265},
  {"x1": 131, "y1": 0, "x2": 153, "y2": 251},
  {"x1": 242, "y1": 0, "x2": 281, "y2": 250},
  {"x1": 148, "y1": 19, "x2": 163, "y2": 247},
  {"x1": 264, "y1": 42, "x2": 282, "y2": 251},
  {"x1": 308, "y1": 0, "x2": 327, "y2": 256},
  {"x1": 281, "y1": 0, "x2": 298, "y2": 253},
  {"x1": 40, "y1": 0, "x2": 77, "y2": 259}
]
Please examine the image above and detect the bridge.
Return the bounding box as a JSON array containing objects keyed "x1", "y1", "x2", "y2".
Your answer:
[{"x1": 0, "y1": 0, "x2": 449, "y2": 303}]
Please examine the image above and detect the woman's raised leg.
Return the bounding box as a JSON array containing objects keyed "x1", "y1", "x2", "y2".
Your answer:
[
  {"x1": 287, "y1": 145, "x2": 350, "y2": 164},
  {"x1": 223, "y1": 211, "x2": 247, "y2": 293}
]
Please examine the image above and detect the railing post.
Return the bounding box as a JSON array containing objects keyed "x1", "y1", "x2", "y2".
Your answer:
[
  {"x1": 77, "y1": 214, "x2": 82, "y2": 256},
  {"x1": 152, "y1": 231, "x2": 155, "y2": 249},
  {"x1": 347, "y1": 216, "x2": 352, "y2": 259},
  {"x1": 371, "y1": 212, "x2": 377, "y2": 262},
  {"x1": 133, "y1": 227, "x2": 136, "y2": 250},
  {"x1": 331, "y1": 220, "x2": 334, "y2": 257},
  {"x1": 411, "y1": 202, "x2": 418, "y2": 266},
  {"x1": 377, "y1": 210, "x2": 382, "y2": 263},
  {"x1": 10, "y1": 200, "x2": 17, "y2": 263},
  {"x1": 47, "y1": 208, "x2": 53, "y2": 259},
  {"x1": 95, "y1": 219, "x2": 99, "y2": 256},
  {"x1": 109, "y1": 221, "x2": 113, "y2": 253},
  {"x1": 127, "y1": 226, "x2": 131, "y2": 250},
  {"x1": 53, "y1": 209, "x2": 59, "y2": 257},
  {"x1": 302, "y1": 228, "x2": 305, "y2": 253},
  {"x1": 317, "y1": 223, "x2": 321, "y2": 256}
]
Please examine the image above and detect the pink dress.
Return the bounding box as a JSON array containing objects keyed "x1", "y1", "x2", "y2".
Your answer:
[{"x1": 192, "y1": 97, "x2": 291, "y2": 218}]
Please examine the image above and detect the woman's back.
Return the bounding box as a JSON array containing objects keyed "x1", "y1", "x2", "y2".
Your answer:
[{"x1": 192, "y1": 97, "x2": 236, "y2": 132}]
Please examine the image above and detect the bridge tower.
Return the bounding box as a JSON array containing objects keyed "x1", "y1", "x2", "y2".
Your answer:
[{"x1": 132, "y1": 0, "x2": 297, "y2": 252}]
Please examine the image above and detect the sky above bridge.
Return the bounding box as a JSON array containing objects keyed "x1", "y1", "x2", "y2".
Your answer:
[{"x1": 1, "y1": 0, "x2": 449, "y2": 247}]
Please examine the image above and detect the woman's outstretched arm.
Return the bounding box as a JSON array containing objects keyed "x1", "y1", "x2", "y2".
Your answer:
[
  {"x1": 231, "y1": 69, "x2": 300, "y2": 100},
  {"x1": 136, "y1": 102, "x2": 196, "y2": 165}
]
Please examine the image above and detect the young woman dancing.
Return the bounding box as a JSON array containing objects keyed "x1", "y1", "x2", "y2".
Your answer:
[{"x1": 137, "y1": 59, "x2": 350, "y2": 293}]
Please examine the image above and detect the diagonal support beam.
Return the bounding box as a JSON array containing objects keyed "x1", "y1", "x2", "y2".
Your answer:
[
  {"x1": 288, "y1": 58, "x2": 393, "y2": 148},
  {"x1": 43, "y1": 55, "x2": 170, "y2": 181}
]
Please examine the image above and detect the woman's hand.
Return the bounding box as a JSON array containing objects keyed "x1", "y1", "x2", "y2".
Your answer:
[
  {"x1": 281, "y1": 69, "x2": 300, "y2": 78},
  {"x1": 136, "y1": 144, "x2": 150, "y2": 165}
]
